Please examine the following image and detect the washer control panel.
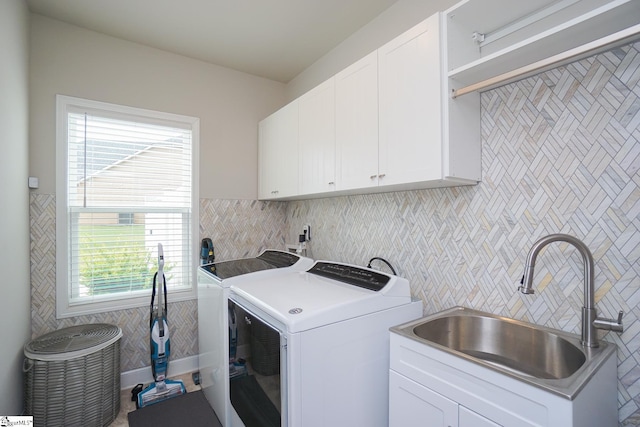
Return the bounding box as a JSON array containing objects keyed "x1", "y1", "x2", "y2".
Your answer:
[{"x1": 308, "y1": 262, "x2": 390, "y2": 291}]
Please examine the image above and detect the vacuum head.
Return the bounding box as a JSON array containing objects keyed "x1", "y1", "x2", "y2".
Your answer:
[{"x1": 137, "y1": 379, "x2": 187, "y2": 408}]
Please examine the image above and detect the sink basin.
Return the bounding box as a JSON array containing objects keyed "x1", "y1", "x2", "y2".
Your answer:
[
  {"x1": 412, "y1": 313, "x2": 586, "y2": 379},
  {"x1": 391, "y1": 307, "x2": 617, "y2": 399}
]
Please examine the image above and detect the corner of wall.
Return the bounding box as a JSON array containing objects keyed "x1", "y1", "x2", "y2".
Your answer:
[{"x1": 0, "y1": 0, "x2": 32, "y2": 416}]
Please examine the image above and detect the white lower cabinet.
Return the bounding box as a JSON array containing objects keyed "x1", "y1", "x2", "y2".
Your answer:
[
  {"x1": 389, "y1": 332, "x2": 618, "y2": 427},
  {"x1": 390, "y1": 371, "x2": 498, "y2": 427},
  {"x1": 390, "y1": 370, "x2": 457, "y2": 427},
  {"x1": 459, "y1": 406, "x2": 500, "y2": 427}
]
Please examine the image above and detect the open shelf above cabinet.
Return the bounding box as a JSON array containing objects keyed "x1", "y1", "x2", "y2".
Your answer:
[{"x1": 445, "y1": 0, "x2": 640, "y2": 89}]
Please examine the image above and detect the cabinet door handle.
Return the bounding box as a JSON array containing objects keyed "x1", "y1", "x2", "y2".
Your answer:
[
  {"x1": 328, "y1": 182, "x2": 335, "y2": 185},
  {"x1": 378, "y1": 173, "x2": 386, "y2": 178},
  {"x1": 370, "y1": 175, "x2": 378, "y2": 179}
]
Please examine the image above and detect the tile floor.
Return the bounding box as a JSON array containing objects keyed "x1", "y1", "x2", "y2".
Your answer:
[{"x1": 110, "y1": 373, "x2": 202, "y2": 426}]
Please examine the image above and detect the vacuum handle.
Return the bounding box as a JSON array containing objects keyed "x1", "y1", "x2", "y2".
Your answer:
[
  {"x1": 151, "y1": 244, "x2": 168, "y2": 337},
  {"x1": 157, "y1": 243, "x2": 164, "y2": 315},
  {"x1": 157, "y1": 243, "x2": 165, "y2": 337}
]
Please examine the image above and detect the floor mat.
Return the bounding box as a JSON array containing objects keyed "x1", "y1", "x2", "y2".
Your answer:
[
  {"x1": 230, "y1": 375, "x2": 280, "y2": 427},
  {"x1": 127, "y1": 390, "x2": 221, "y2": 427}
]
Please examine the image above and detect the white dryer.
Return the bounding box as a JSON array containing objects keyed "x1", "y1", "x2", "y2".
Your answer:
[
  {"x1": 228, "y1": 261, "x2": 423, "y2": 427},
  {"x1": 197, "y1": 250, "x2": 313, "y2": 426}
]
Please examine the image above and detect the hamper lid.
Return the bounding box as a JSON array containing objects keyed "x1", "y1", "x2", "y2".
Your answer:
[{"x1": 24, "y1": 323, "x2": 122, "y2": 361}]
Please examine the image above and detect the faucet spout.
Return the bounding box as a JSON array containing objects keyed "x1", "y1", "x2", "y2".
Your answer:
[
  {"x1": 518, "y1": 233, "x2": 623, "y2": 348},
  {"x1": 520, "y1": 234, "x2": 594, "y2": 309}
]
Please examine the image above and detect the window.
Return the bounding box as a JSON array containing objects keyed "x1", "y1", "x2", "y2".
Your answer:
[{"x1": 56, "y1": 95, "x2": 199, "y2": 318}]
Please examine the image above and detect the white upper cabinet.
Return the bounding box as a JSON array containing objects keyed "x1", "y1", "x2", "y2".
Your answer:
[
  {"x1": 258, "y1": 11, "x2": 482, "y2": 201},
  {"x1": 378, "y1": 14, "x2": 444, "y2": 187},
  {"x1": 258, "y1": 101, "x2": 299, "y2": 200},
  {"x1": 335, "y1": 51, "x2": 379, "y2": 192},
  {"x1": 298, "y1": 78, "x2": 336, "y2": 195},
  {"x1": 373, "y1": 12, "x2": 480, "y2": 190}
]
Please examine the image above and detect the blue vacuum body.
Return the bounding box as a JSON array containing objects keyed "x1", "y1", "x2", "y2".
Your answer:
[{"x1": 137, "y1": 244, "x2": 186, "y2": 408}]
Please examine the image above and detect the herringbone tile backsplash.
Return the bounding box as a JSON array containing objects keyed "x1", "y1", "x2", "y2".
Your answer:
[
  {"x1": 30, "y1": 42, "x2": 639, "y2": 424},
  {"x1": 287, "y1": 42, "x2": 640, "y2": 424}
]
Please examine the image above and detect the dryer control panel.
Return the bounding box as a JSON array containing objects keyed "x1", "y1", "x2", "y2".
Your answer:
[{"x1": 308, "y1": 262, "x2": 391, "y2": 291}]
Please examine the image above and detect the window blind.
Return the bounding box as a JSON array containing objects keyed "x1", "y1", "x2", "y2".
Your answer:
[{"x1": 66, "y1": 110, "x2": 193, "y2": 302}]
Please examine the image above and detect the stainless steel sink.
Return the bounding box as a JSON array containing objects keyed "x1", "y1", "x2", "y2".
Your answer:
[
  {"x1": 412, "y1": 312, "x2": 586, "y2": 379},
  {"x1": 391, "y1": 307, "x2": 617, "y2": 399}
]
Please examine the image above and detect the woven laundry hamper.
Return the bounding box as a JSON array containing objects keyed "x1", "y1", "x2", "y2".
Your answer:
[{"x1": 23, "y1": 323, "x2": 122, "y2": 427}]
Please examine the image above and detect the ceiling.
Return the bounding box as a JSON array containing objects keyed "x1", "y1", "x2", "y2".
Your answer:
[{"x1": 26, "y1": 0, "x2": 400, "y2": 83}]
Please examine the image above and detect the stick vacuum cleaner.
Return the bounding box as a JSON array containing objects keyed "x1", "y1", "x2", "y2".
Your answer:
[{"x1": 137, "y1": 243, "x2": 187, "y2": 408}]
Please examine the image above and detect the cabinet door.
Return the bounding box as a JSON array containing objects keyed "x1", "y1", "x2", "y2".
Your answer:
[
  {"x1": 378, "y1": 13, "x2": 443, "y2": 186},
  {"x1": 459, "y1": 406, "x2": 500, "y2": 427},
  {"x1": 298, "y1": 77, "x2": 336, "y2": 195},
  {"x1": 389, "y1": 370, "x2": 458, "y2": 427},
  {"x1": 258, "y1": 101, "x2": 299, "y2": 199},
  {"x1": 335, "y1": 51, "x2": 379, "y2": 191}
]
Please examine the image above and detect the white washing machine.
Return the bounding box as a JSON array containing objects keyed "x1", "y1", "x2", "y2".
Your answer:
[
  {"x1": 197, "y1": 250, "x2": 314, "y2": 426},
  {"x1": 227, "y1": 261, "x2": 423, "y2": 427}
]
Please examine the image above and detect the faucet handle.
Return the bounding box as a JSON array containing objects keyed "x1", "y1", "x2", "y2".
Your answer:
[{"x1": 593, "y1": 310, "x2": 624, "y2": 333}]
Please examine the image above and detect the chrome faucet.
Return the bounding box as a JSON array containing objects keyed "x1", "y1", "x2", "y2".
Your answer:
[{"x1": 518, "y1": 233, "x2": 623, "y2": 348}]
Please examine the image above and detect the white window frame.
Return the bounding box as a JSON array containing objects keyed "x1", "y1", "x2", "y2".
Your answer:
[{"x1": 55, "y1": 95, "x2": 199, "y2": 318}]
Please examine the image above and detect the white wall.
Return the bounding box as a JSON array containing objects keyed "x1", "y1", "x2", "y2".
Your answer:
[
  {"x1": 285, "y1": 0, "x2": 459, "y2": 100},
  {"x1": 29, "y1": 14, "x2": 287, "y2": 200},
  {"x1": 0, "y1": 0, "x2": 31, "y2": 416}
]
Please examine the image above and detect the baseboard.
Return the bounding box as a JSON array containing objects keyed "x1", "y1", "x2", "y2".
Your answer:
[{"x1": 120, "y1": 355, "x2": 199, "y2": 390}]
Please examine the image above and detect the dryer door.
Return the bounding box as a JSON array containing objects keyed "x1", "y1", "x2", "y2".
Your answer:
[{"x1": 228, "y1": 299, "x2": 287, "y2": 427}]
